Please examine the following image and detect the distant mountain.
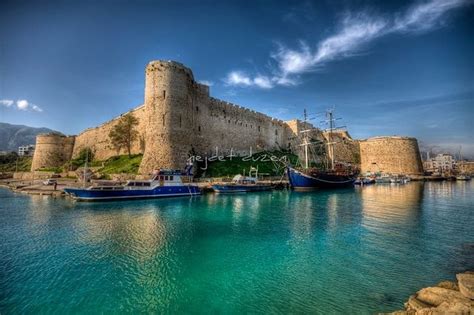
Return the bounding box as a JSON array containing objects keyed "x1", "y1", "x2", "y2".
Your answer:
[{"x1": 0, "y1": 122, "x2": 59, "y2": 152}]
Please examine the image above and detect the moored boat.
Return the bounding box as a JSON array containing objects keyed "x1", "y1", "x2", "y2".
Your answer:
[
  {"x1": 64, "y1": 168, "x2": 200, "y2": 201},
  {"x1": 354, "y1": 177, "x2": 376, "y2": 185},
  {"x1": 456, "y1": 175, "x2": 471, "y2": 181},
  {"x1": 287, "y1": 109, "x2": 357, "y2": 190},
  {"x1": 375, "y1": 174, "x2": 392, "y2": 183},
  {"x1": 287, "y1": 166, "x2": 356, "y2": 190},
  {"x1": 212, "y1": 172, "x2": 272, "y2": 193}
]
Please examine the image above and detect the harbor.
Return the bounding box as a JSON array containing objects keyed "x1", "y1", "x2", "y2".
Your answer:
[
  {"x1": 1, "y1": 0, "x2": 473, "y2": 313},
  {"x1": 1, "y1": 180, "x2": 473, "y2": 313}
]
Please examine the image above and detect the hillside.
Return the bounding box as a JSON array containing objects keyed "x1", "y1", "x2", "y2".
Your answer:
[{"x1": 0, "y1": 122, "x2": 57, "y2": 152}]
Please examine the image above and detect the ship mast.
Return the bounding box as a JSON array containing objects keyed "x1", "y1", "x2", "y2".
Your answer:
[
  {"x1": 324, "y1": 109, "x2": 345, "y2": 171},
  {"x1": 327, "y1": 110, "x2": 335, "y2": 170},
  {"x1": 303, "y1": 109, "x2": 309, "y2": 169},
  {"x1": 83, "y1": 147, "x2": 88, "y2": 188}
]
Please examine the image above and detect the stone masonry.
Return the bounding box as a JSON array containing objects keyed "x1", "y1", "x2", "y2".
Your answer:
[{"x1": 31, "y1": 60, "x2": 423, "y2": 175}]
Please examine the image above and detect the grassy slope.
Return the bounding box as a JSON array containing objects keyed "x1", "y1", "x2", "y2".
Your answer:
[
  {"x1": 196, "y1": 150, "x2": 298, "y2": 178},
  {"x1": 0, "y1": 157, "x2": 32, "y2": 172},
  {"x1": 0, "y1": 151, "x2": 298, "y2": 178},
  {"x1": 97, "y1": 154, "x2": 143, "y2": 174}
]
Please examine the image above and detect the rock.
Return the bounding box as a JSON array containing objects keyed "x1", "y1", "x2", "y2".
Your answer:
[
  {"x1": 382, "y1": 311, "x2": 414, "y2": 315},
  {"x1": 457, "y1": 272, "x2": 474, "y2": 300},
  {"x1": 435, "y1": 280, "x2": 458, "y2": 291},
  {"x1": 416, "y1": 301, "x2": 473, "y2": 315},
  {"x1": 416, "y1": 286, "x2": 470, "y2": 307},
  {"x1": 405, "y1": 295, "x2": 433, "y2": 311}
]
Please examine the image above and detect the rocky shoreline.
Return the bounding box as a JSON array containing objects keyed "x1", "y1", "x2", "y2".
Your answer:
[{"x1": 384, "y1": 271, "x2": 473, "y2": 314}]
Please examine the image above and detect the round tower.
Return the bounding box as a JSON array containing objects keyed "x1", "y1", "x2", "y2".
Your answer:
[
  {"x1": 138, "y1": 61, "x2": 197, "y2": 174},
  {"x1": 359, "y1": 136, "x2": 423, "y2": 175},
  {"x1": 31, "y1": 133, "x2": 75, "y2": 171}
]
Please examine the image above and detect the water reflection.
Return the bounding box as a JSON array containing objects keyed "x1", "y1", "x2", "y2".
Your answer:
[
  {"x1": 1, "y1": 182, "x2": 474, "y2": 314},
  {"x1": 360, "y1": 183, "x2": 424, "y2": 227}
]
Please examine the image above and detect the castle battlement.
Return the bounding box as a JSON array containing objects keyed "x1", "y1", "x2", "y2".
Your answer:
[{"x1": 31, "y1": 60, "x2": 423, "y2": 175}]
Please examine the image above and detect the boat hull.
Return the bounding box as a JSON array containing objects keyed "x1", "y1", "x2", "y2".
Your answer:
[
  {"x1": 64, "y1": 185, "x2": 201, "y2": 201},
  {"x1": 287, "y1": 167, "x2": 355, "y2": 190},
  {"x1": 212, "y1": 184, "x2": 272, "y2": 193}
]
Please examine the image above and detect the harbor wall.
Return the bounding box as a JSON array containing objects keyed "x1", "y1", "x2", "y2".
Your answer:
[{"x1": 360, "y1": 136, "x2": 424, "y2": 175}]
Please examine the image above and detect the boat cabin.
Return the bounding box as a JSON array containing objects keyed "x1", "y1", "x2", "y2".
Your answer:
[{"x1": 232, "y1": 175, "x2": 257, "y2": 185}]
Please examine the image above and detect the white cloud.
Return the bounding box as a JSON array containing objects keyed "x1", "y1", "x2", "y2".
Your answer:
[
  {"x1": 314, "y1": 13, "x2": 387, "y2": 64},
  {"x1": 0, "y1": 99, "x2": 14, "y2": 107},
  {"x1": 31, "y1": 105, "x2": 43, "y2": 112},
  {"x1": 198, "y1": 80, "x2": 214, "y2": 86},
  {"x1": 253, "y1": 75, "x2": 274, "y2": 89},
  {"x1": 0, "y1": 99, "x2": 43, "y2": 112},
  {"x1": 225, "y1": 71, "x2": 276, "y2": 89},
  {"x1": 17, "y1": 99, "x2": 29, "y2": 110},
  {"x1": 393, "y1": 0, "x2": 469, "y2": 32},
  {"x1": 225, "y1": 71, "x2": 253, "y2": 86},
  {"x1": 224, "y1": 0, "x2": 471, "y2": 89}
]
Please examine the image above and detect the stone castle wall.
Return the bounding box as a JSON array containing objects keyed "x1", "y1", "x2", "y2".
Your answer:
[
  {"x1": 72, "y1": 105, "x2": 147, "y2": 160},
  {"x1": 138, "y1": 61, "x2": 298, "y2": 174},
  {"x1": 324, "y1": 130, "x2": 361, "y2": 165},
  {"x1": 360, "y1": 136, "x2": 423, "y2": 175},
  {"x1": 31, "y1": 134, "x2": 76, "y2": 170},
  {"x1": 31, "y1": 60, "x2": 423, "y2": 176}
]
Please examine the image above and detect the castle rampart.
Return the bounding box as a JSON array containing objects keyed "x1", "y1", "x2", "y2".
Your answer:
[
  {"x1": 72, "y1": 105, "x2": 147, "y2": 160},
  {"x1": 31, "y1": 60, "x2": 423, "y2": 176}
]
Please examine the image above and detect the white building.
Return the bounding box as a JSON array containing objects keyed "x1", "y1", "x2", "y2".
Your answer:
[
  {"x1": 424, "y1": 153, "x2": 456, "y2": 173},
  {"x1": 18, "y1": 145, "x2": 35, "y2": 157}
]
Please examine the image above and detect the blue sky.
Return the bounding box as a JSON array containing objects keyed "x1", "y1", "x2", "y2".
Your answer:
[{"x1": 0, "y1": 0, "x2": 473, "y2": 156}]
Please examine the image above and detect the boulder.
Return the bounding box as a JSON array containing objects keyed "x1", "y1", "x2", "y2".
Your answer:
[
  {"x1": 435, "y1": 280, "x2": 458, "y2": 291},
  {"x1": 416, "y1": 286, "x2": 471, "y2": 307},
  {"x1": 415, "y1": 301, "x2": 473, "y2": 315},
  {"x1": 405, "y1": 295, "x2": 433, "y2": 311},
  {"x1": 457, "y1": 272, "x2": 474, "y2": 300}
]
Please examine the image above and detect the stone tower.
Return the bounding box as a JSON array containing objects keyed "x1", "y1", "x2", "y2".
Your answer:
[
  {"x1": 138, "y1": 61, "x2": 197, "y2": 174},
  {"x1": 359, "y1": 136, "x2": 423, "y2": 175},
  {"x1": 31, "y1": 133, "x2": 75, "y2": 171}
]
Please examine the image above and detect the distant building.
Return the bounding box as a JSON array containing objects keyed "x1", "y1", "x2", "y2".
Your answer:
[
  {"x1": 458, "y1": 161, "x2": 474, "y2": 175},
  {"x1": 424, "y1": 153, "x2": 456, "y2": 173},
  {"x1": 18, "y1": 145, "x2": 35, "y2": 157}
]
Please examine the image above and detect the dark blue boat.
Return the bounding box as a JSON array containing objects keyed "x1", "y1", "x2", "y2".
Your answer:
[
  {"x1": 287, "y1": 109, "x2": 357, "y2": 191},
  {"x1": 212, "y1": 175, "x2": 272, "y2": 193},
  {"x1": 287, "y1": 166, "x2": 356, "y2": 190},
  {"x1": 64, "y1": 167, "x2": 200, "y2": 201}
]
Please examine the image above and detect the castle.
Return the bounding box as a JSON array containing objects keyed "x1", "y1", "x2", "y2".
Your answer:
[{"x1": 31, "y1": 60, "x2": 424, "y2": 176}]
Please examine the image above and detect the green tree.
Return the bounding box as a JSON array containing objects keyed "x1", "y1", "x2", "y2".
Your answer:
[
  {"x1": 70, "y1": 148, "x2": 94, "y2": 170},
  {"x1": 108, "y1": 113, "x2": 139, "y2": 157}
]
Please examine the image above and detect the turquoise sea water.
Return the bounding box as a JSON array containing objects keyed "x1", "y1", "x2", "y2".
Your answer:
[{"x1": 1, "y1": 182, "x2": 473, "y2": 314}]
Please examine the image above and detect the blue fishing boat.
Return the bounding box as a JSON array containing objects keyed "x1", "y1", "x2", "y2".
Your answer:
[
  {"x1": 212, "y1": 174, "x2": 272, "y2": 193},
  {"x1": 64, "y1": 166, "x2": 200, "y2": 201}
]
